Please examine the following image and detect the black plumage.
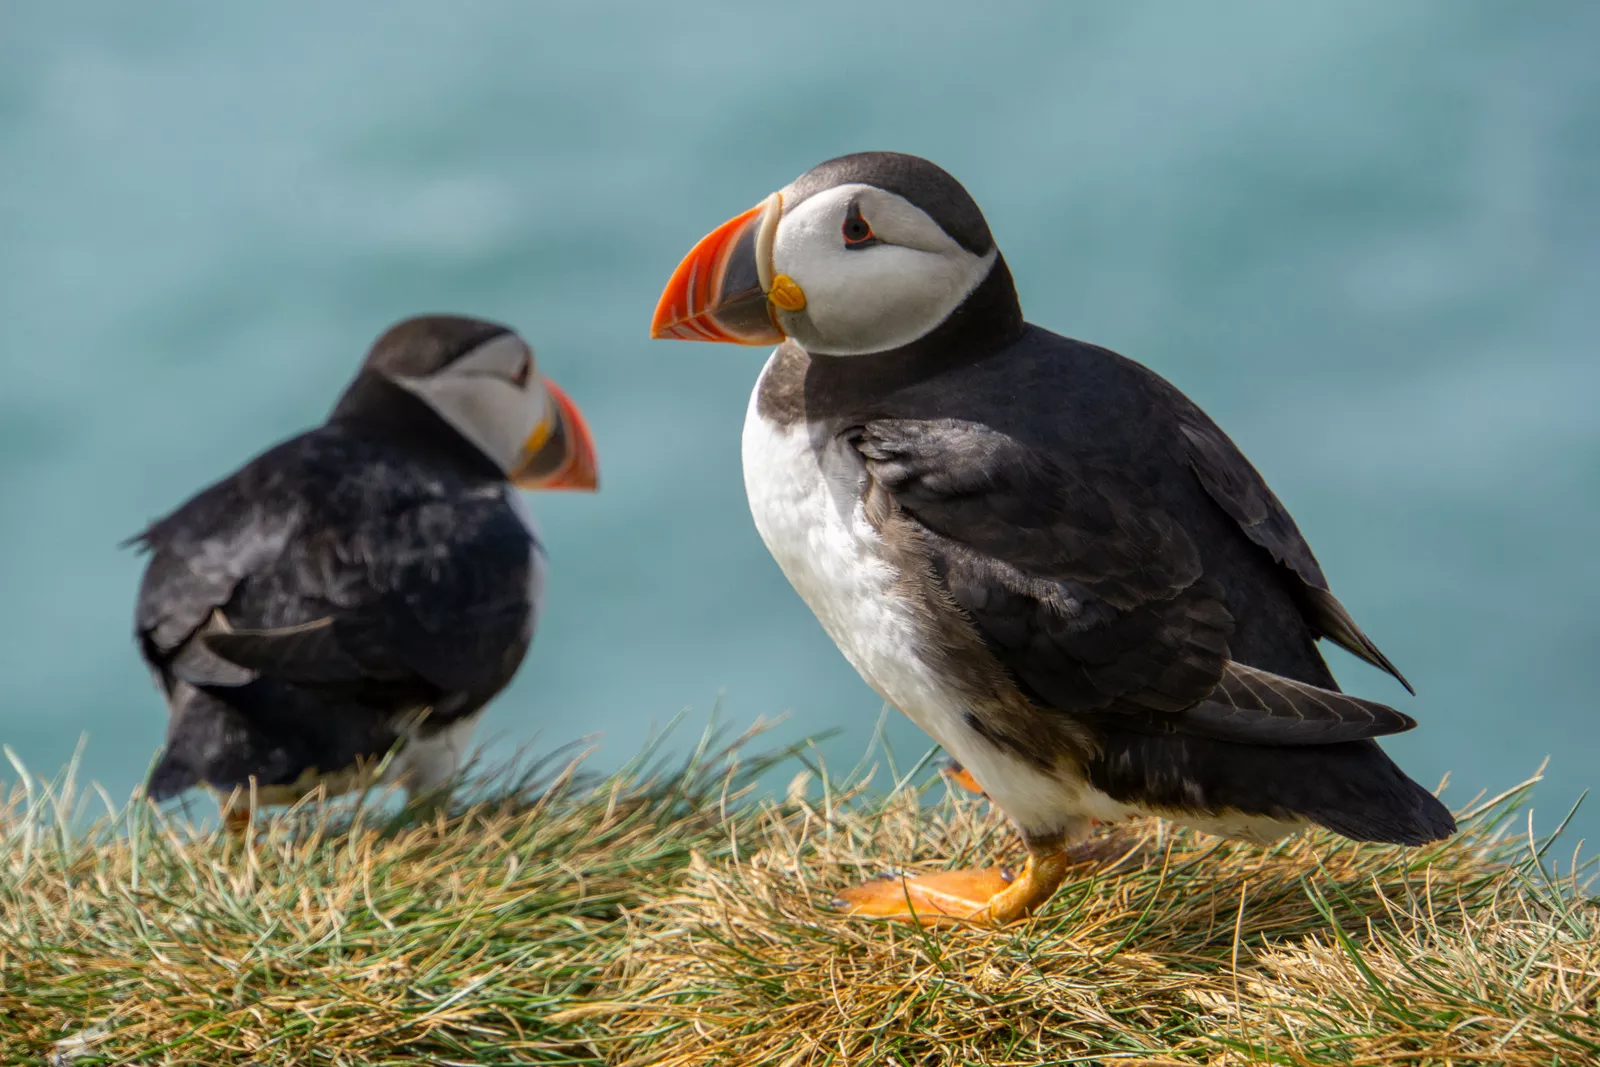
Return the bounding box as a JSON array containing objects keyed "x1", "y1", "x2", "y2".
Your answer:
[
  {"x1": 764, "y1": 302, "x2": 1452, "y2": 845},
  {"x1": 131, "y1": 317, "x2": 544, "y2": 807}
]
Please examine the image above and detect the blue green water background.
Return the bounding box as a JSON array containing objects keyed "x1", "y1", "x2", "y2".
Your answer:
[{"x1": 2, "y1": 2, "x2": 1596, "y2": 841}]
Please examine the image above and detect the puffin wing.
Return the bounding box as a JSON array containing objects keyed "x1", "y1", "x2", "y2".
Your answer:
[
  {"x1": 130, "y1": 473, "x2": 301, "y2": 695},
  {"x1": 201, "y1": 616, "x2": 374, "y2": 685},
  {"x1": 1169, "y1": 397, "x2": 1413, "y2": 693},
  {"x1": 852, "y1": 418, "x2": 1414, "y2": 745},
  {"x1": 1183, "y1": 662, "x2": 1415, "y2": 745},
  {"x1": 202, "y1": 497, "x2": 538, "y2": 706}
]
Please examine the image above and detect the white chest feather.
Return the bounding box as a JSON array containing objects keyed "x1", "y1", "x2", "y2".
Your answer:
[
  {"x1": 740, "y1": 371, "x2": 930, "y2": 717},
  {"x1": 388, "y1": 714, "x2": 482, "y2": 796}
]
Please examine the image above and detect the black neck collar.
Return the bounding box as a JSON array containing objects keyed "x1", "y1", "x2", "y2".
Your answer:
[
  {"x1": 327, "y1": 371, "x2": 505, "y2": 481},
  {"x1": 800, "y1": 255, "x2": 1025, "y2": 406}
]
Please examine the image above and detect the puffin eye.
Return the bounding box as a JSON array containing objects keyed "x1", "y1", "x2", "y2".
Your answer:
[
  {"x1": 510, "y1": 352, "x2": 532, "y2": 388},
  {"x1": 842, "y1": 204, "x2": 878, "y2": 248}
]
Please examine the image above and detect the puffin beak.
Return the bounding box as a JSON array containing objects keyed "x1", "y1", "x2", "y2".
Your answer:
[
  {"x1": 511, "y1": 378, "x2": 599, "y2": 491},
  {"x1": 650, "y1": 192, "x2": 792, "y2": 345}
]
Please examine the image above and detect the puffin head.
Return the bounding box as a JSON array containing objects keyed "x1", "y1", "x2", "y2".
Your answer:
[
  {"x1": 334, "y1": 315, "x2": 599, "y2": 490},
  {"x1": 651, "y1": 152, "x2": 1013, "y2": 357}
]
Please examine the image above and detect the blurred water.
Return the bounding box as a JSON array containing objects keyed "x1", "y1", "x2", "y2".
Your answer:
[{"x1": 1, "y1": 1, "x2": 1595, "y2": 841}]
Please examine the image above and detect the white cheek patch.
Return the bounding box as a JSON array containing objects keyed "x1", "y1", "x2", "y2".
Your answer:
[
  {"x1": 390, "y1": 333, "x2": 550, "y2": 474},
  {"x1": 773, "y1": 184, "x2": 997, "y2": 357},
  {"x1": 395, "y1": 374, "x2": 546, "y2": 475},
  {"x1": 452, "y1": 332, "x2": 536, "y2": 381},
  {"x1": 796, "y1": 244, "x2": 996, "y2": 356}
]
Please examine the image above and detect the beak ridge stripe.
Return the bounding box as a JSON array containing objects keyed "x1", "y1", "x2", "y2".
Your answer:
[{"x1": 755, "y1": 192, "x2": 781, "y2": 294}]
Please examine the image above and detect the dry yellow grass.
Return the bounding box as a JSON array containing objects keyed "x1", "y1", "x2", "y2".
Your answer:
[{"x1": 1, "y1": 726, "x2": 1595, "y2": 1066}]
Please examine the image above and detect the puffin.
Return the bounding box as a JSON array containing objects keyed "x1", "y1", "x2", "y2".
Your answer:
[
  {"x1": 649, "y1": 152, "x2": 1454, "y2": 924},
  {"x1": 130, "y1": 314, "x2": 598, "y2": 829}
]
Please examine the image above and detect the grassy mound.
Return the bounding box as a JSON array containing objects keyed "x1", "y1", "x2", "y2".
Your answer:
[{"x1": 1, "y1": 727, "x2": 1595, "y2": 1066}]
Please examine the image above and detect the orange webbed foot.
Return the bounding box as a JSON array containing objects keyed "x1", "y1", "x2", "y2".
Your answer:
[
  {"x1": 834, "y1": 851, "x2": 1071, "y2": 926},
  {"x1": 834, "y1": 867, "x2": 1015, "y2": 923}
]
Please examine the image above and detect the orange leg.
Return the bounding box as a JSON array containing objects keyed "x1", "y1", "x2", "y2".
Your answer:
[
  {"x1": 834, "y1": 849, "x2": 1072, "y2": 926},
  {"x1": 220, "y1": 796, "x2": 253, "y2": 837},
  {"x1": 940, "y1": 759, "x2": 988, "y2": 797}
]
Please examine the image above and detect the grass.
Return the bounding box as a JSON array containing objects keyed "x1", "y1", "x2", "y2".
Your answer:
[{"x1": 1, "y1": 721, "x2": 1596, "y2": 1066}]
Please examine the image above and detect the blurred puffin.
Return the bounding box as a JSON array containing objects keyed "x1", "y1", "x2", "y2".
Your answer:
[
  {"x1": 130, "y1": 315, "x2": 598, "y2": 829},
  {"x1": 651, "y1": 152, "x2": 1453, "y2": 924}
]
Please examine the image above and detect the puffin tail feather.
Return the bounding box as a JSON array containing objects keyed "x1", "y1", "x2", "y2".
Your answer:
[
  {"x1": 1089, "y1": 731, "x2": 1456, "y2": 847},
  {"x1": 145, "y1": 748, "x2": 199, "y2": 803},
  {"x1": 1298, "y1": 761, "x2": 1457, "y2": 846}
]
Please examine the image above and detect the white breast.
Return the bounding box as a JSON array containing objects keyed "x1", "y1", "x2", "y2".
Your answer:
[
  {"x1": 741, "y1": 396, "x2": 927, "y2": 711},
  {"x1": 740, "y1": 356, "x2": 1125, "y2": 839},
  {"x1": 388, "y1": 713, "x2": 483, "y2": 797}
]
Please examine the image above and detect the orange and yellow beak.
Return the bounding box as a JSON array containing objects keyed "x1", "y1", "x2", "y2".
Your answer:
[
  {"x1": 650, "y1": 192, "x2": 802, "y2": 345},
  {"x1": 511, "y1": 378, "x2": 599, "y2": 491}
]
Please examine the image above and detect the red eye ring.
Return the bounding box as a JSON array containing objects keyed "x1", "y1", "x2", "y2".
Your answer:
[
  {"x1": 842, "y1": 204, "x2": 876, "y2": 247},
  {"x1": 510, "y1": 353, "x2": 532, "y2": 388}
]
